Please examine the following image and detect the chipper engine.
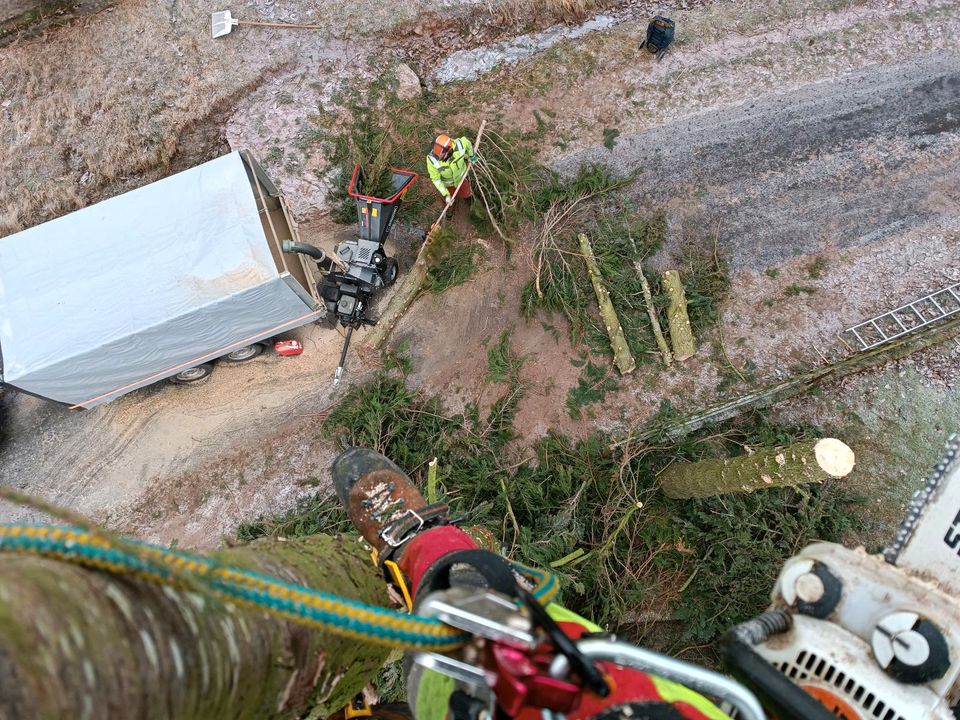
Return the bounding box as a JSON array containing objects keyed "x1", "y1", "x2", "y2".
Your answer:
[{"x1": 283, "y1": 164, "x2": 418, "y2": 384}]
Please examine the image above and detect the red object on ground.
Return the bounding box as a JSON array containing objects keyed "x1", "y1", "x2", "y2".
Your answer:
[{"x1": 274, "y1": 340, "x2": 303, "y2": 356}]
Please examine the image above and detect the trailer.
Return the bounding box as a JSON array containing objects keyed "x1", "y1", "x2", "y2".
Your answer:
[{"x1": 0, "y1": 151, "x2": 323, "y2": 409}]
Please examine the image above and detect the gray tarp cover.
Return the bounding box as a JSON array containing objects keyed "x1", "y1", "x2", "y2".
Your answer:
[{"x1": 0, "y1": 152, "x2": 319, "y2": 407}]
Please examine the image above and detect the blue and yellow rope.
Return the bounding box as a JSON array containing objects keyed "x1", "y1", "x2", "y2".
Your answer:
[{"x1": 0, "y1": 524, "x2": 558, "y2": 651}]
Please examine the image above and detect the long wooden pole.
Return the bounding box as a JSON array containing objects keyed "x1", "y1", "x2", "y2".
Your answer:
[
  {"x1": 368, "y1": 120, "x2": 487, "y2": 349},
  {"x1": 578, "y1": 233, "x2": 635, "y2": 375},
  {"x1": 238, "y1": 19, "x2": 327, "y2": 29},
  {"x1": 614, "y1": 315, "x2": 960, "y2": 451}
]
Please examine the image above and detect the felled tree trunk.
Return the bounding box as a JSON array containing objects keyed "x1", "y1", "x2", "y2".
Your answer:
[
  {"x1": 0, "y1": 533, "x2": 389, "y2": 720},
  {"x1": 659, "y1": 438, "x2": 855, "y2": 499},
  {"x1": 579, "y1": 233, "x2": 635, "y2": 375},
  {"x1": 613, "y1": 316, "x2": 960, "y2": 452},
  {"x1": 367, "y1": 233, "x2": 434, "y2": 349},
  {"x1": 636, "y1": 260, "x2": 671, "y2": 367},
  {"x1": 662, "y1": 270, "x2": 696, "y2": 361}
]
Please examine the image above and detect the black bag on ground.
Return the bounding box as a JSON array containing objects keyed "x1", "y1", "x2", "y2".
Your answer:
[{"x1": 640, "y1": 16, "x2": 675, "y2": 60}]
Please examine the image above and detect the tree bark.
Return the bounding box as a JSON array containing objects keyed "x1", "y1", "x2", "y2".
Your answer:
[
  {"x1": 0, "y1": 533, "x2": 390, "y2": 720},
  {"x1": 662, "y1": 270, "x2": 696, "y2": 361},
  {"x1": 367, "y1": 237, "x2": 431, "y2": 349},
  {"x1": 659, "y1": 438, "x2": 855, "y2": 499},
  {"x1": 368, "y1": 122, "x2": 486, "y2": 349},
  {"x1": 636, "y1": 259, "x2": 671, "y2": 367},
  {"x1": 578, "y1": 233, "x2": 635, "y2": 375}
]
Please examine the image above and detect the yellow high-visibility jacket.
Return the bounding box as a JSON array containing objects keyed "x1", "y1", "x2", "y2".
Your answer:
[{"x1": 426, "y1": 136, "x2": 475, "y2": 198}]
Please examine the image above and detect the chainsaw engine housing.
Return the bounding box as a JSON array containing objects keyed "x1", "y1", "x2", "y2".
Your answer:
[{"x1": 743, "y1": 436, "x2": 960, "y2": 719}]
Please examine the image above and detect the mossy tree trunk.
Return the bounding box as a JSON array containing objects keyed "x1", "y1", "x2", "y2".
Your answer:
[
  {"x1": 368, "y1": 236, "x2": 433, "y2": 349},
  {"x1": 659, "y1": 438, "x2": 855, "y2": 499},
  {"x1": 614, "y1": 315, "x2": 960, "y2": 453},
  {"x1": 579, "y1": 233, "x2": 636, "y2": 375},
  {"x1": 0, "y1": 534, "x2": 390, "y2": 720}
]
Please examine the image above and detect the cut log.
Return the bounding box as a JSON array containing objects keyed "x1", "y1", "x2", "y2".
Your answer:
[
  {"x1": 662, "y1": 269, "x2": 696, "y2": 361},
  {"x1": 0, "y1": 533, "x2": 390, "y2": 719},
  {"x1": 368, "y1": 121, "x2": 486, "y2": 349},
  {"x1": 578, "y1": 233, "x2": 635, "y2": 375},
  {"x1": 659, "y1": 438, "x2": 855, "y2": 499},
  {"x1": 636, "y1": 259, "x2": 671, "y2": 367}
]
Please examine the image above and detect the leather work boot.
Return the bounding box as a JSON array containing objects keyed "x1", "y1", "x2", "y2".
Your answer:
[{"x1": 332, "y1": 447, "x2": 449, "y2": 559}]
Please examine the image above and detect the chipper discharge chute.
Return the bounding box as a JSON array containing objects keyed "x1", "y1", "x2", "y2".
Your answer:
[{"x1": 283, "y1": 164, "x2": 418, "y2": 384}]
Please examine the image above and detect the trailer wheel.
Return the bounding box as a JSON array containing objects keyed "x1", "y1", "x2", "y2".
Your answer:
[
  {"x1": 221, "y1": 343, "x2": 265, "y2": 363},
  {"x1": 170, "y1": 363, "x2": 214, "y2": 384},
  {"x1": 383, "y1": 257, "x2": 399, "y2": 286}
]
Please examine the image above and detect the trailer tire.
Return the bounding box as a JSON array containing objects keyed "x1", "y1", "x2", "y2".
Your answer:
[
  {"x1": 221, "y1": 343, "x2": 265, "y2": 363},
  {"x1": 170, "y1": 363, "x2": 214, "y2": 385}
]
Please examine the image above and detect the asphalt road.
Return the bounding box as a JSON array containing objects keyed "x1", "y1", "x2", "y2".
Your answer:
[{"x1": 555, "y1": 50, "x2": 960, "y2": 271}]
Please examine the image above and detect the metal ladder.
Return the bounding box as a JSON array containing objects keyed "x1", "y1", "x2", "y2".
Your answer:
[{"x1": 844, "y1": 282, "x2": 960, "y2": 351}]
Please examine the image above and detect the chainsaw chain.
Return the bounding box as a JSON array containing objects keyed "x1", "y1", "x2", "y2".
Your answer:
[{"x1": 884, "y1": 432, "x2": 959, "y2": 564}]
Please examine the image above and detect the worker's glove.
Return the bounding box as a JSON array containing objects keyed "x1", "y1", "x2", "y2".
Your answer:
[
  {"x1": 445, "y1": 196, "x2": 455, "y2": 208},
  {"x1": 470, "y1": 154, "x2": 477, "y2": 163}
]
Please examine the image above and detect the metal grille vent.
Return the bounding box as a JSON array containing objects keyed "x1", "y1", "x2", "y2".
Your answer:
[
  {"x1": 358, "y1": 246, "x2": 372, "y2": 262},
  {"x1": 776, "y1": 649, "x2": 906, "y2": 720}
]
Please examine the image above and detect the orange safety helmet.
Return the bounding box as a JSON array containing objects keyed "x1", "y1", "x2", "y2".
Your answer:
[{"x1": 432, "y1": 134, "x2": 454, "y2": 160}]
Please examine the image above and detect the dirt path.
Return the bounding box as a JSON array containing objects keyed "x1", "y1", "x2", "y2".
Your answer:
[{"x1": 0, "y1": 319, "x2": 350, "y2": 537}]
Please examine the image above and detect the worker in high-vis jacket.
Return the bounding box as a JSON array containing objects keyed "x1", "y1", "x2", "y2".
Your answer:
[{"x1": 426, "y1": 133, "x2": 476, "y2": 207}]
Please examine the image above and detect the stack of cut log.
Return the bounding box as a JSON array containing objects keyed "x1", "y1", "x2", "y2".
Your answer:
[{"x1": 577, "y1": 233, "x2": 696, "y2": 372}]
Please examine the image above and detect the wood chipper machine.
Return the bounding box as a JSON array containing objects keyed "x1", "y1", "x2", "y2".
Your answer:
[{"x1": 283, "y1": 164, "x2": 418, "y2": 384}]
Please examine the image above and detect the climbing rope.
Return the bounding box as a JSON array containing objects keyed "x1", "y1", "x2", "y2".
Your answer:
[{"x1": 0, "y1": 523, "x2": 559, "y2": 652}]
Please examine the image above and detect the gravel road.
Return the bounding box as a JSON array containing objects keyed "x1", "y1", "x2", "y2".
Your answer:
[{"x1": 555, "y1": 50, "x2": 960, "y2": 271}]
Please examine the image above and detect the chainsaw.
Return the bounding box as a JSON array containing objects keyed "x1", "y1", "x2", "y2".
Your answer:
[{"x1": 395, "y1": 434, "x2": 960, "y2": 720}]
